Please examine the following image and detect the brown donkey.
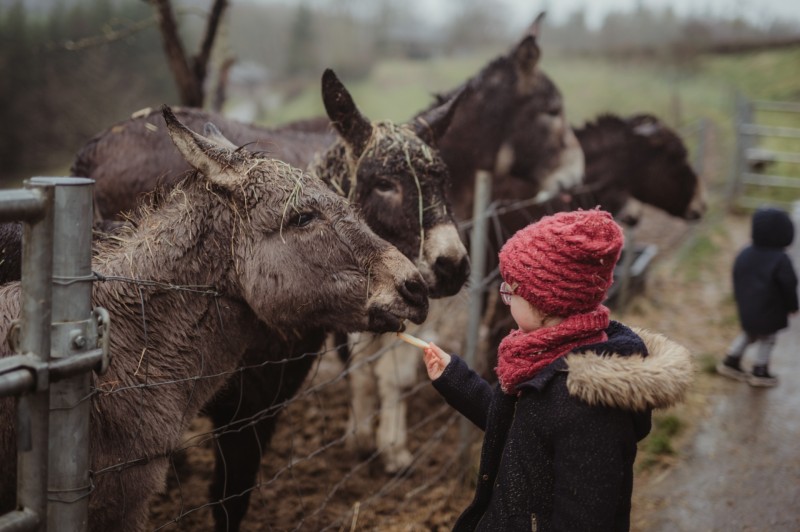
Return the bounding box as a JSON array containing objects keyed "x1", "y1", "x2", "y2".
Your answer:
[{"x1": 0, "y1": 107, "x2": 428, "y2": 532}]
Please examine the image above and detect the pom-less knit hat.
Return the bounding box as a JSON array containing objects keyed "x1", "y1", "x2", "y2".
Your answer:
[{"x1": 499, "y1": 209, "x2": 623, "y2": 316}]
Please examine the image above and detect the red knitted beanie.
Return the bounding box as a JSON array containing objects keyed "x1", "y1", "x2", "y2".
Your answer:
[{"x1": 498, "y1": 209, "x2": 623, "y2": 316}]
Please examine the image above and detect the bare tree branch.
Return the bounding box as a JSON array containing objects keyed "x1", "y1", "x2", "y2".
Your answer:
[
  {"x1": 212, "y1": 56, "x2": 235, "y2": 112},
  {"x1": 54, "y1": 16, "x2": 157, "y2": 52},
  {"x1": 193, "y1": 0, "x2": 228, "y2": 91},
  {"x1": 150, "y1": 0, "x2": 203, "y2": 106}
]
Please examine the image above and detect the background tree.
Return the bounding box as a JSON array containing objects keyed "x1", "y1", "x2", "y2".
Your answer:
[{"x1": 149, "y1": 0, "x2": 228, "y2": 107}]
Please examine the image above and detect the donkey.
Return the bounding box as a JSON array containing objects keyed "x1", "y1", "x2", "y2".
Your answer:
[
  {"x1": 422, "y1": 12, "x2": 585, "y2": 223},
  {"x1": 0, "y1": 107, "x2": 428, "y2": 532},
  {"x1": 63, "y1": 70, "x2": 469, "y2": 530},
  {"x1": 472, "y1": 112, "x2": 708, "y2": 254},
  {"x1": 568, "y1": 113, "x2": 706, "y2": 224}
]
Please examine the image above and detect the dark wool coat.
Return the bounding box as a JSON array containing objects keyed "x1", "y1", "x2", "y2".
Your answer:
[
  {"x1": 734, "y1": 207, "x2": 799, "y2": 335},
  {"x1": 433, "y1": 322, "x2": 693, "y2": 532}
]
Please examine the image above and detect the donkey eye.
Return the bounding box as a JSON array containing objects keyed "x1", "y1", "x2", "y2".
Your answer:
[
  {"x1": 289, "y1": 211, "x2": 316, "y2": 228},
  {"x1": 375, "y1": 178, "x2": 398, "y2": 193},
  {"x1": 546, "y1": 105, "x2": 562, "y2": 117}
]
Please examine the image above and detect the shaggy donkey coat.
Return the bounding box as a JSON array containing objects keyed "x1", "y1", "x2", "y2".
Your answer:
[{"x1": 432, "y1": 323, "x2": 693, "y2": 532}]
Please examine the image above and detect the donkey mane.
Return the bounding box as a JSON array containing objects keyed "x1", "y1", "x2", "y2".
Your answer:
[
  {"x1": 575, "y1": 114, "x2": 631, "y2": 154},
  {"x1": 310, "y1": 121, "x2": 442, "y2": 201}
]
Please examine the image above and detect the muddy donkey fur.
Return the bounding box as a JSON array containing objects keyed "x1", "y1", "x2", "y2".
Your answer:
[
  {"x1": 0, "y1": 107, "x2": 430, "y2": 532},
  {"x1": 60, "y1": 70, "x2": 468, "y2": 531}
]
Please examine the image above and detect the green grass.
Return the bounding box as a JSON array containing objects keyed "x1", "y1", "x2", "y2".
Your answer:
[
  {"x1": 675, "y1": 233, "x2": 720, "y2": 281},
  {"x1": 637, "y1": 413, "x2": 686, "y2": 471}
]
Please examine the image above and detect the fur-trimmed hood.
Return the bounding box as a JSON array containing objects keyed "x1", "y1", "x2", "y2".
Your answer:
[{"x1": 565, "y1": 327, "x2": 694, "y2": 411}]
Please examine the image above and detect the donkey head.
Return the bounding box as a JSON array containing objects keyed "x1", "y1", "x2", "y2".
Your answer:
[
  {"x1": 626, "y1": 114, "x2": 706, "y2": 221},
  {"x1": 426, "y1": 12, "x2": 584, "y2": 217},
  {"x1": 163, "y1": 106, "x2": 428, "y2": 333},
  {"x1": 311, "y1": 69, "x2": 469, "y2": 298}
]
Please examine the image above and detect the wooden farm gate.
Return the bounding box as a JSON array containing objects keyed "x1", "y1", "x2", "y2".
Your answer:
[
  {"x1": 730, "y1": 95, "x2": 800, "y2": 209},
  {"x1": 0, "y1": 178, "x2": 108, "y2": 532}
]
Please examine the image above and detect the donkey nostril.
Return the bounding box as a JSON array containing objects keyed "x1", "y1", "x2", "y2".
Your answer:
[
  {"x1": 434, "y1": 256, "x2": 470, "y2": 281},
  {"x1": 456, "y1": 256, "x2": 470, "y2": 279},
  {"x1": 400, "y1": 278, "x2": 428, "y2": 306}
]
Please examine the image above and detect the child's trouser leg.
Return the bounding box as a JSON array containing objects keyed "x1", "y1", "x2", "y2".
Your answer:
[
  {"x1": 752, "y1": 333, "x2": 777, "y2": 367},
  {"x1": 717, "y1": 332, "x2": 752, "y2": 380},
  {"x1": 727, "y1": 331, "x2": 752, "y2": 359}
]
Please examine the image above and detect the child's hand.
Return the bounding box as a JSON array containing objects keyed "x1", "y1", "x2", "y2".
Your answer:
[{"x1": 423, "y1": 342, "x2": 451, "y2": 380}]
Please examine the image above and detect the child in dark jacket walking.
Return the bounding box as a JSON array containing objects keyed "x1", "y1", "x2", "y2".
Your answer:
[
  {"x1": 717, "y1": 207, "x2": 798, "y2": 387},
  {"x1": 422, "y1": 209, "x2": 693, "y2": 532}
]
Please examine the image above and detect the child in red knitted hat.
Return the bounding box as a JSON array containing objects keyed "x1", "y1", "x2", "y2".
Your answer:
[{"x1": 422, "y1": 209, "x2": 693, "y2": 531}]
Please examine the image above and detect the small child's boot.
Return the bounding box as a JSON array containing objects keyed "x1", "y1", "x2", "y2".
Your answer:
[
  {"x1": 748, "y1": 365, "x2": 778, "y2": 387},
  {"x1": 716, "y1": 355, "x2": 747, "y2": 381}
]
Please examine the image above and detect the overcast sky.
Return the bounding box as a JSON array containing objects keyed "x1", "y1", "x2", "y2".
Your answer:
[{"x1": 410, "y1": 0, "x2": 800, "y2": 30}]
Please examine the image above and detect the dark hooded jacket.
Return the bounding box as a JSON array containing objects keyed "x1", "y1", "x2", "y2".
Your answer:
[
  {"x1": 733, "y1": 207, "x2": 799, "y2": 335},
  {"x1": 433, "y1": 322, "x2": 693, "y2": 532}
]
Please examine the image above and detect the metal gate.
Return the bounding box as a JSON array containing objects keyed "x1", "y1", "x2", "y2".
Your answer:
[
  {"x1": 730, "y1": 94, "x2": 800, "y2": 209},
  {"x1": 0, "y1": 178, "x2": 109, "y2": 532}
]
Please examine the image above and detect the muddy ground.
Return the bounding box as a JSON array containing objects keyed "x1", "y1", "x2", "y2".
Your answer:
[{"x1": 143, "y1": 198, "x2": 754, "y2": 531}]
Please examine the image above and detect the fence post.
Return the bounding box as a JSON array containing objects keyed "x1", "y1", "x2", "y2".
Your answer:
[
  {"x1": 16, "y1": 181, "x2": 55, "y2": 532},
  {"x1": 728, "y1": 92, "x2": 754, "y2": 209},
  {"x1": 615, "y1": 225, "x2": 637, "y2": 315},
  {"x1": 461, "y1": 170, "x2": 491, "y2": 462},
  {"x1": 694, "y1": 118, "x2": 707, "y2": 176},
  {"x1": 28, "y1": 178, "x2": 95, "y2": 532}
]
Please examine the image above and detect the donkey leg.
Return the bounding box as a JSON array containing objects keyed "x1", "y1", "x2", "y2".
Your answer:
[
  {"x1": 208, "y1": 414, "x2": 265, "y2": 532},
  {"x1": 207, "y1": 335, "x2": 321, "y2": 532},
  {"x1": 375, "y1": 343, "x2": 418, "y2": 474},
  {"x1": 345, "y1": 333, "x2": 379, "y2": 456}
]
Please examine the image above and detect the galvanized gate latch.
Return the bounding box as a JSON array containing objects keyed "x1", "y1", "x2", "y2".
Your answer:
[{"x1": 3, "y1": 306, "x2": 112, "y2": 391}]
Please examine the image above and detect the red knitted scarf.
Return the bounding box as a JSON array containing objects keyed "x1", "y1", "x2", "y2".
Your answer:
[{"x1": 496, "y1": 305, "x2": 611, "y2": 395}]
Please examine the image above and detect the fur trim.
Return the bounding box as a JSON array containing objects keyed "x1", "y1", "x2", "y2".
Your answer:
[{"x1": 565, "y1": 328, "x2": 694, "y2": 411}]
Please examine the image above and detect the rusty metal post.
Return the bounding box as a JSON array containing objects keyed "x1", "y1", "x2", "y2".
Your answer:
[{"x1": 29, "y1": 178, "x2": 95, "y2": 532}]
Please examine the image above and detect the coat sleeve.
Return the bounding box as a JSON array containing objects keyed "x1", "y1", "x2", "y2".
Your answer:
[
  {"x1": 432, "y1": 354, "x2": 494, "y2": 430},
  {"x1": 776, "y1": 254, "x2": 799, "y2": 313}
]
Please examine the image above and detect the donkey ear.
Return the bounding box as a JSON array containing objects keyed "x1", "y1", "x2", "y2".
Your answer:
[
  {"x1": 629, "y1": 115, "x2": 663, "y2": 139},
  {"x1": 632, "y1": 122, "x2": 661, "y2": 137},
  {"x1": 526, "y1": 11, "x2": 546, "y2": 39},
  {"x1": 512, "y1": 34, "x2": 541, "y2": 82},
  {"x1": 203, "y1": 122, "x2": 238, "y2": 150},
  {"x1": 412, "y1": 84, "x2": 470, "y2": 147},
  {"x1": 162, "y1": 105, "x2": 245, "y2": 189},
  {"x1": 321, "y1": 68, "x2": 373, "y2": 155}
]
